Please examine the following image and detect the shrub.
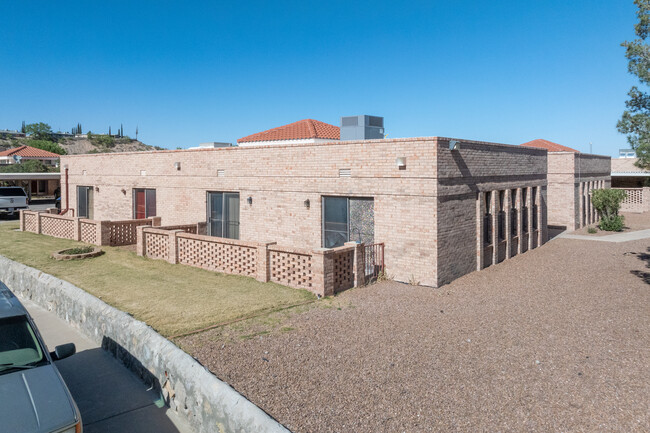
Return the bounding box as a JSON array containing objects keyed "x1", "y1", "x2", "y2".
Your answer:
[
  {"x1": 587, "y1": 226, "x2": 598, "y2": 234},
  {"x1": 592, "y1": 188, "x2": 627, "y2": 231},
  {"x1": 599, "y1": 215, "x2": 625, "y2": 232},
  {"x1": 62, "y1": 246, "x2": 94, "y2": 255}
]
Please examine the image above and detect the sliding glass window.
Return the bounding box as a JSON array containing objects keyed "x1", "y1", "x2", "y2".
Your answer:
[
  {"x1": 77, "y1": 186, "x2": 94, "y2": 219},
  {"x1": 207, "y1": 192, "x2": 240, "y2": 239}
]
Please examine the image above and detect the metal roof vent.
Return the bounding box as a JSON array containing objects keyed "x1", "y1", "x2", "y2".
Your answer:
[{"x1": 340, "y1": 115, "x2": 385, "y2": 140}]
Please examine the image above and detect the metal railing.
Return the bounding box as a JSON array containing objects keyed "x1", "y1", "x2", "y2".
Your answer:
[{"x1": 363, "y1": 242, "x2": 385, "y2": 281}]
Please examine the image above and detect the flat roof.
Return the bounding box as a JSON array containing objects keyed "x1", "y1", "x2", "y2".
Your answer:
[{"x1": 0, "y1": 173, "x2": 61, "y2": 181}]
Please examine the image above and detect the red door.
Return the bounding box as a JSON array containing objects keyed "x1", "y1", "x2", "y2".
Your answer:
[{"x1": 135, "y1": 190, "x2": 146, "y2": 219}]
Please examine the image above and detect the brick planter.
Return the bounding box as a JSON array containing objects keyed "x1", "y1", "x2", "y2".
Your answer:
[{"x1": 51, "y1": 246, "x2": 104, "y2": 261}]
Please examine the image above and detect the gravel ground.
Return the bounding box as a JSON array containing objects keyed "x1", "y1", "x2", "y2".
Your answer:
[
  {"x1": 571, "y1": 211, "x2": 650, "y2": 236},
  {"x1": 179, "y1": 236, "x2": 650, "y2": 432}
]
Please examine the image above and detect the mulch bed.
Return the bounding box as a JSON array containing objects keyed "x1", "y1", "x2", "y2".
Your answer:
[{"x1": 179, "y1": 236, "x2": 650, "y2": 433}]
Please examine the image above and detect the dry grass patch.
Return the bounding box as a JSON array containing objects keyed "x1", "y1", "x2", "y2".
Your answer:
[{"x1": 0, "y1": 222, "x2": 314, "y2": 336}]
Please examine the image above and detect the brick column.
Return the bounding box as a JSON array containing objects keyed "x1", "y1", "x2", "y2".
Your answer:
[
  {"x1": 36, "y1": 212, "x2": 42, "y2": 234},
  {"x1": 505, "y1": 190, "x2": 512, "y2": 260},
  {"x1": 536, "y1": 186, "x2": 543, "y2": 247},
  {"x1": 167, "y1": 230, "x2": 183, "y2": 264},
  {"x1": 19, "y1": 210, "x2": 25, "y2": 231},
  {"x1": 150, "y1": 216, "x2": 162, "y2": 227},
  {"x1": 345, "y1": 242, "x2": 365, "y2": 287},
  {"x1": 527, "y1": 187, "x2": 533, "y2": 251},
  {"x1": 476, "y1": 192, "x2": 485, "y2": 271},
  {"x1": 196, "y1": 222, "x2": 207, "y2": 235},
  {"x1": 491, "y1": 191, "x2": 499, "y2": 265},
  {"x1": 540, "y1": 186, "x2": 548, "y2": 244},
  {"x1": 136, "y1": 225, "x2": 150, "y2": 256},
  {"x1": 644, "y1": 187, "x2": 650, "y2": 212},
  {"x1": 515, "y1": 188, "x2": 523, "y2": 254},
  {"x1": 256, "y1": 242, "x2": 277, "y2": 283}
]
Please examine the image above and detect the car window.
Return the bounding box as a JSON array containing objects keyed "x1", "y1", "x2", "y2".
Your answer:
[
  {"x1": 0, "y1": 316, "x2": 46, "y2": 373},
  {"x1": 0, "y1": 188, "x2": 27, "y2": 197}
]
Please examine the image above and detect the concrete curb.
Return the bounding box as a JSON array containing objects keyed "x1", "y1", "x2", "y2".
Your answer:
[{"x1": 0, "y1": 255, "x2": 290, "y2": 433}]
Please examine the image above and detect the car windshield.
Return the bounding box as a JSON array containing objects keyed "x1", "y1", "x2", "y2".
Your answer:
[
  {"x1": 0, "y1": 316, "x2": 46, "y2": 374},
  {"x1": 0, "y1": 188, "x2": 26, "y2": 197}
]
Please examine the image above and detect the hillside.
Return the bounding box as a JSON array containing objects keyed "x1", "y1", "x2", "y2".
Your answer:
[{"x1": 0, "y1": 135, "x2": 161, "y2": 155}]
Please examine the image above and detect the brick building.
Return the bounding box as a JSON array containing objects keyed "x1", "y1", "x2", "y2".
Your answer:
[
  {"x1": 60, "y1": 137, "x2": 548, "y2": 287},
  {"x1": 520, "y1": 139, "x2": 611, "y2": 230}
]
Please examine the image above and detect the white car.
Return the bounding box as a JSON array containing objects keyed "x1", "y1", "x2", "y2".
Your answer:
[{"x1": 0, "y1": 187, "x2": 29, "y2": 215}]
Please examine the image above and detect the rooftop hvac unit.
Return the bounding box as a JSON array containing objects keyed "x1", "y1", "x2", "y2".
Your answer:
[{"x1": 340, "y1": 115, "x2": 385, "y2": 140}]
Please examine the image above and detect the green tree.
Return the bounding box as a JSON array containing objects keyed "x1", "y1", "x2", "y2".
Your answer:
[
  {"x1": 592, "y1": 189, "x2": 627, "y2": 231},
  {"x1": 24, "y1": 122, "x2": 53, "y2": 140},
  {"x1": 618, "y1": 0, "x2": 650, "y2": 169},
  {"x1": 21, "y1": 121, "x2": 26, "y2": 133},
  {"x1": 25, "y1": 139, "x2": 66, "y2": 155},
  {"x1": 0, "y1": 159, "x2": 52, "y2": 173}
]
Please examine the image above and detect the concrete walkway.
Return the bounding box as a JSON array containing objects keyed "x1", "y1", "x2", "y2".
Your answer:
[
  {"x1": 21, "y1": 298, "x2": 193, "y2": 433},
  {"x1": 557, "y1": 228, "x2": 650, "y2": 242}
]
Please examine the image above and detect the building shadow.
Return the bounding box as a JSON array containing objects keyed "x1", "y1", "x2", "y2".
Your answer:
[{"x1": 55, "y1": 342, "x2": 182, "y2": 433}]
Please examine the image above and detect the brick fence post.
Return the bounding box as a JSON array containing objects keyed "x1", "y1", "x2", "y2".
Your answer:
[
  {"x1": 256, "y1": 242, "x2": 277, "y2": 283},
  {"x1": 97, "y1": 221, "x2": 111, "y2": 246},
  {"x1": 344, "y1": 242, "x2": 365, "y2": 287},
  {"x1": 150, "y1": 216, "x2": 162, "y2": 227},
  {"x1": 36, "y1": 212, "x2": 42, "y2": 234},
  {"x1": 136, "y1": 226, "x2": 149, "y2": 257},
  {"x1": 644, "y1": 187, "x2": 650, "y2": 213},
  {"x1": 312, "y1": 249, "x2": 334, "y2": 297},
  {"x1": 196, "y1": 222, "x2": 207, "y2": 235},
  {"x1": 73, "y1": 218, "x2": 81, "y2": 241},
  {"x1": 168, "y1": 230, "x2": 182, "y2": 264},
  {"x1": 19, "y1": 210, "x2": 25, "y2": 231}
]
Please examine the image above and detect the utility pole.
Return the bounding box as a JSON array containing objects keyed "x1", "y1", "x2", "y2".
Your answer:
[{"x1": 589, "y1": 142, "x2": 592, "y2": 154}]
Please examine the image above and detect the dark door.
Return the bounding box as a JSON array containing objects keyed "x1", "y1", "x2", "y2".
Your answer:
[{"x1": 133, "y1": 189, "x2": 156, "y2": 219}]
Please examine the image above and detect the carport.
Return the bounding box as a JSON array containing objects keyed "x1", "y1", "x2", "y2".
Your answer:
[{"x1": 0, "y1": 172, "x2": 61, "y2": 200}]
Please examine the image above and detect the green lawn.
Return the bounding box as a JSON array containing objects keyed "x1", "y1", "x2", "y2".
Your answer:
[{"x1": 0, "y1": 222, "x2": 315, "y2": 337}]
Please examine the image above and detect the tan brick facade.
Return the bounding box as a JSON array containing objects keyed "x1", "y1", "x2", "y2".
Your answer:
[
  {"x1": 61, "y1": 137, "x2": 548, "y2": 287},
  {"x1": 547, "y1": 152, "x2": 611, "y2": 230}
]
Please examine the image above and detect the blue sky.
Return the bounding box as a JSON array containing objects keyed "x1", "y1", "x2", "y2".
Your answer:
[{"x1": 0, "y1": 1, "x2": 639, "y2": 156}]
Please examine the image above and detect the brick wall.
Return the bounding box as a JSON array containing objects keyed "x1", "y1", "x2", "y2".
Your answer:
[
  {"x1": 436, "y1": 139, "x2": 548, "y2": 286},
  {"x1": 547, "y1": 152, "x2": 611, "y2": 230},
  {"x1": 62, "y1": 137, "x2": 548, "y2": 287}
]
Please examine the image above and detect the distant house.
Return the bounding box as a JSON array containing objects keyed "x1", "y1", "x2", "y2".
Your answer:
[
  {"x1": 0, "y1": 145, "x2": 61, "y2": 166},
  {"x1": 0, "y1": 129, "x2": 26, "y2": 139},
  {"x1": 521, "y1": 139, "x2": 610, "y2": 230},
  {"x1": 237, "y1": 119, "x2": 340, "y2": 147}
]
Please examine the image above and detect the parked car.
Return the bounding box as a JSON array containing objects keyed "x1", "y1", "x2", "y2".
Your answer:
[
  {"x1": 0, "y1": 186, "x2": 29, "y2": 215},
  {"x1": 0, "y1": 281, "x2": 82, "y2": 433}
]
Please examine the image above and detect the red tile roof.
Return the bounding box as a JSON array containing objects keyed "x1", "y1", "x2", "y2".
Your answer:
[
  {"x1": 0, "y1": 145, "x2": 60, "y2": 158},
  {"x1": 237, "y1": 119, "x2": 340, "y2": 143},
  {"x1": 520, "y1": 139, "x2": 579, "y2": 153}
]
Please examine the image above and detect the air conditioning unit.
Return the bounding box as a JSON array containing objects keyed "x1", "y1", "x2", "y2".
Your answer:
[{"x1": 340, "y1": 115, "x2": 385, "y2": 140}]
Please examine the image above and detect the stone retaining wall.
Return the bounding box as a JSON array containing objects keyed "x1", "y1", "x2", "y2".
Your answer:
[{"x1": 0, "y1": 255, "x2": 290, "y2": 433}]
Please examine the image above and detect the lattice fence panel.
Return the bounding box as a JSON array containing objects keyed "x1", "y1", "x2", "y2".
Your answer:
[
  {"x1": 333, "y1": 249, "x2": 354, "y2": 293},
  {"x1": 144, "y1": 232, "x2": 170, "y2": 260},
  {"x1": 109, "y1": 222, "x2": 141, "y2": 246},
  {"x1": 24, "y1": 213, "x2": 37, "y2": 232},
  {"x1": 40, "y1": 216, "x2": 75, "y2": 240},
  {"x1": 177, "y1": 237, "x2": 257, "y2": 277},
  {"x1": 619, "y1": 188, "x2": 643, "y2": 212},
  {"x1": 269, "y1": 250, "x2": 312, "y2": 289},
  {"x1": 80, "y1": 222, "x2": 98, "y2": 244}
]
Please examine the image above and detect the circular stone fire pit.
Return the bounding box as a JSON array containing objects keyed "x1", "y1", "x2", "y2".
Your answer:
[{"x1": 52, "y1": 246, "x2": 104, "y2": 261}]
